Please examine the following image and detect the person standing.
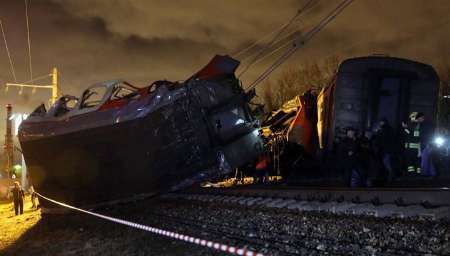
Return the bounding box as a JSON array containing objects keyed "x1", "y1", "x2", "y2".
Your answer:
[
  {"x1": 403, "y1": 112, "x2": 421, "y2": 174},
  {"x1": 415, "y1": 112, "x2": 436, "y2": 176},
  {"x1": 339, "y1": 128, "x2": 362, "y2": 187},
  {"x1": 373, "y1": 119, "x2": 397, "y2": 183},
  {"x1": 11, "y1": 182, "x2": 25, "y2": 216},
  {"x1": 360, "y1": 130, "x2": 374, "y2": 186},
  {"x1": 29, "y1": 185, "x2": 37, "y2": 209}
]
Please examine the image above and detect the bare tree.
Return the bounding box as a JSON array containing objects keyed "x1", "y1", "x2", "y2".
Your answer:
[{"x1": 261, "y1": 56, "x2": 339, "y2": 111}]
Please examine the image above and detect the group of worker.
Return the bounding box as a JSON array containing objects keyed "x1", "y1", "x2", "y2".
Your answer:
[
  {"x1": 338, "y1": 112, "x2": 436, "y2": 187},
  {"x1": 10, "y1": 181, "x2": 38, "y2": 216}
]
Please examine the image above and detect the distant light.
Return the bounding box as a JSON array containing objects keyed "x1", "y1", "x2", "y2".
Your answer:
[
  {"x1": 11, "y1": 113, "x2": 28, "y2": 135},
  {"x1": 235, "y1": 119, "x2": 245, "y2": 125},
  {"x1": 434, "y1": 136, "x2": 445, "y2": 147}
]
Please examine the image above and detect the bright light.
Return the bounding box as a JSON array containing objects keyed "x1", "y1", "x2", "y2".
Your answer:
[
  {"x1": 235, "y1": 119, "x2": 245, "y2": 125},
  {"x1": 434, "y1": 136, "x2": 445, "y2": 147},
  {"x1": 11, "y1": 113, "x2": 28, "y2": 136}
]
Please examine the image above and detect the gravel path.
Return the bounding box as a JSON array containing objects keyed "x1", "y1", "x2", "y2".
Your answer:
[{"x1": 1, "y1": 195, "x2": 449, "y2": 255}]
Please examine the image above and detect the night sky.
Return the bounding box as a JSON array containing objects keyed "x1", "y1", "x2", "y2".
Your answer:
[{"x1": 1, "y1": 0, "x2": 450, "y2": 146}]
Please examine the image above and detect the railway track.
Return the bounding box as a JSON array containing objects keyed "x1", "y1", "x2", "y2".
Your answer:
[
  {"x1": 175, "y1": 185, "x2": 450, "y2": 220},
  {"x1": 35, "y1": 185, "x2": 450, "y2": 255},
  {"x1": 156, "y1": 193, "x2": 449, "y2": 255}
]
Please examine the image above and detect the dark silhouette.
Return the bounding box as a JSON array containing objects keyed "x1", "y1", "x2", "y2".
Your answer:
[
  {"x1": 373, "y1": 119, "x2": 398, "y2": 183},
  {"x1": 11, "y1": 182, "x2": 25, "y2": 216}
]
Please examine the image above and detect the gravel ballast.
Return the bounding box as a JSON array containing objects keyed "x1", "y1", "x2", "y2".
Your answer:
[{"x1": 1, "y1": 195, "x2": 449, "y2": 255}]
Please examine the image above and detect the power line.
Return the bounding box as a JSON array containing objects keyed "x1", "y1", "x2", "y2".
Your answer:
[
  {"x1": 21, "y1": 73, "x2": 51, "y2": 84},
  {"x1": 231, "y1": 26, "x2": 284, "y2": 59},
  {"x1": 232, "y1": 0, "x2": 319, "y2": 61},
  {"x1": 248, "y1": 30, "x2": 302, "y2": 68},
  {"x1": 25, "y1": 0, "x2": 33, "y2": 80},
  {"x1": 0, "y1": 19, "x2": 17, "y2": 82},
  {"x1": 246, "y1": 0, "x2": 355, "y2": 91},
  {"x1": 238, "y1": 0, "x2": 318, "y2": 78},
  {"x1": 238, "y1": 26, "x2": 301, "y2": 64}
]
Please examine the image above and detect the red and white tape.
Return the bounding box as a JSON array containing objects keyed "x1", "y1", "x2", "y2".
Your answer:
[{"x1": 36, "y1": 192, "x2": 264, "y2": 256}]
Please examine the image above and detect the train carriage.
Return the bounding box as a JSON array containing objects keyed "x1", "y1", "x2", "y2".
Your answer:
[{"x1": 318, "y1": 55, "x2": 440, "y2": 150}]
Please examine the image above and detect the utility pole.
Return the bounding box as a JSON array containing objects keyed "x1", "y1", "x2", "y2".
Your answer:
[
  {"x1": 51, "y1": 67, "x2": 58, "y2": 104},
  {"x1": 6, "y1": 67, "x2": 59, "y2": 105},
  {"x1": 3, "y1": 104, "x2": 13, "y2": 178}
]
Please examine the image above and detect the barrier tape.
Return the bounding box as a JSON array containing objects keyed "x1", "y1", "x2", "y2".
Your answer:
[{"x1": 35, "y1": 192, "x2": 264, "y2": 256}]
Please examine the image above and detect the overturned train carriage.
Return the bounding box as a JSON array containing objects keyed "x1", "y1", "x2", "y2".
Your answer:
[
  {"x1": 19, "y1": 55, "x2": 263, "y2": 206},
  {"x1": 318, "y1": 56, "x2": 439, "y2": 150}
]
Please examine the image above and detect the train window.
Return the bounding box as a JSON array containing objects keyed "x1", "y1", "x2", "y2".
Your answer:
[
  {"x1": 65, "y1": 97, "x2": 78, "y2": 109},
  {"x1": 112, "y1": 84, "x2": 139, "y2": 100},
  {"x1": 55, "y1": 96, "x2": 78, "y2": 117},
  {"x1": 149, "y1": 83, "x2": 158, "y2": 93},
  {"x1": 231, "y1": 107, "x2": 248, "y2": 124},
  {"x1": 29, "y1": 104, "x2": 47, "y2": 117},
  {"x1": 80, "y1": 86, "x2": 107, "y2": 108}
]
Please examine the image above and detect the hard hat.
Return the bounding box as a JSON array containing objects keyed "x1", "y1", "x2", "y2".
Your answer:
[{"x1": 409, "y1": 112, "x2": 418, "y2": 120}]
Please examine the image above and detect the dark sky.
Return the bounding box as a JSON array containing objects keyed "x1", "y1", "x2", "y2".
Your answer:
[{"x1": 1, "y1": 0, "x2": 450, "y2": 145}]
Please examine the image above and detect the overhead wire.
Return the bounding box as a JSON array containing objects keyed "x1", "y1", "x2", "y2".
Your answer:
[
  {"x1": 0, "y1": 19, "x2": 17, "y2": 82},
  {"x1": 247, "y1": 0, "x2": 353, "y2": 90},
  {"x1": 302, "y1": 0, "x2": 354, "y2": 43},
  {"x1": 246, "y1": 0, "x2": 355, "y2": 91},
  {"x1": 238, "y1": 0, "x2": 318, "y2": 78},
  {"x1": 25, "y1": 0, "x2": 33, "y2": 80},
  {"x1": 19, "y1": 73, "x2": 52, "y2": 85},
  {"x1": 249, "y1": 30, "x2": 303, "y2": 68},
  {"x1": 230, "y1": 3, "x2": 313, "y2": 60},
  {"x1": 231, "y1": 23, "x2": 298, "y2": 62},
  {"x1": 231, "y1": 25, "x2": 290, "y2": 60}
]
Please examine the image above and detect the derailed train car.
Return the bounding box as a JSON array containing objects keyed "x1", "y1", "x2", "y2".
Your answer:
[
  {"x1": 318, "y1": 55, "x2": 439, "y2": 151},
  {"x1": 19, "y1": 55, "x2": 263, "y2": 207},
  {"x1": 258, "y1": 55, "x2": 441, "y2": 183}
]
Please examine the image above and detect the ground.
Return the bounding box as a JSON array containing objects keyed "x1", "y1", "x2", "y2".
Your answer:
[
  {"x1": 1, "y1": 194, "x2": 449, "y2": 255},
  {"x1": 0, "y1": 196, "x2": 222, "y2": 256},
  {"x1": 0, "y1": 196, "x2": 40, "y2": 251}
]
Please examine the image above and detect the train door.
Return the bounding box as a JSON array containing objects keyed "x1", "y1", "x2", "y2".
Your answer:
[
  {"x1": 367, "y1": 75, "x2": 411, "y2": 131},
  {"x1": 376, "y1": 77, "x2": 402, "y2": 128}
]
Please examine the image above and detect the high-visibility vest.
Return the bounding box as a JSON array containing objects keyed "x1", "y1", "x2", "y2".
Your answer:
[
  {"x1": 405, "y1": 142, "x2": 420, "y2": 149},
  {"x1": 413, "y1": 126, "x2": 420, "y2": 137},
  {"x1": 405, "y1": 124, "x2": 421, "y2": 149}
]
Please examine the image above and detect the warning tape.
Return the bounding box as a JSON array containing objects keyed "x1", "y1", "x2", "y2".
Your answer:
[{"x1": 35, "y1": 192, "x2": 264, "y2": 256}]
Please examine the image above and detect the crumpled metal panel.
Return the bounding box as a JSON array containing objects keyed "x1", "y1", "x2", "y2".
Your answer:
[{"x1": 18, "y1": 56, "x2": 263, "y2": 206}]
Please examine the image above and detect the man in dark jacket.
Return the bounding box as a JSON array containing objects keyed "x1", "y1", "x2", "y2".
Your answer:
[
  {"x1": 11, "y1": 181, "x2": 25, "y2": 216},
  {"x1": 339, "y1": 127, "x2": 362, "y2": 187},
  {"x1": 373, "y1": 119, "x2": 397, "y2": 183},
  {"x1": 360, "y1": 130, "x2": 375, "y2": 186}
]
